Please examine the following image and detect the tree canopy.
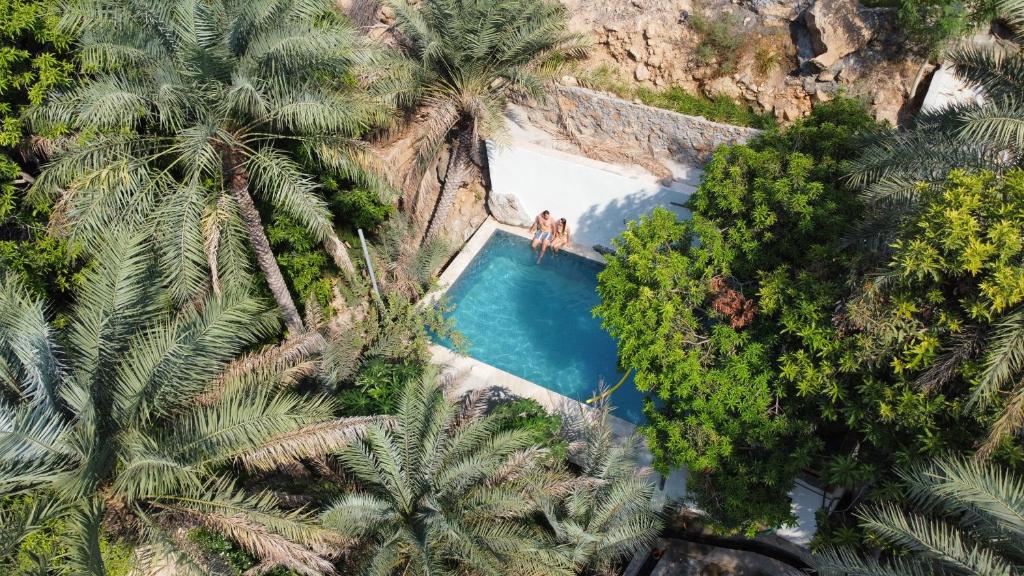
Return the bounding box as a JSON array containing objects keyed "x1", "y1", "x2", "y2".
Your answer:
[{"x1": 596, "y1": 98, "x2": 877, "y2": 534}]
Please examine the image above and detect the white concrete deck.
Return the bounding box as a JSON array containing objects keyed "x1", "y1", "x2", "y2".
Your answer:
[
  {"x1": 486, "y1": 123, "x2": 699, "y2": 249},
  {"x1": 427, "y1": 217, "x2": 833, "y2": 545}
]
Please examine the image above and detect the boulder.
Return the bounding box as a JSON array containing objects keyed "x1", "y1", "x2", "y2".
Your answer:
[
  {"x1": 804, "y1": 0, "x2": 874, "y2": 71},
  {"x1": 487, "y1": 192, "x2": 532, "y2": 227},
  {"x1": 635, "y1": 63, "x2": 651, "y2": 82}
]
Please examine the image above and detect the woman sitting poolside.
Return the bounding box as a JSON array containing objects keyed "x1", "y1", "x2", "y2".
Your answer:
[{"x1": 551, "y1": 218, "x2": 571, "y2": 253}]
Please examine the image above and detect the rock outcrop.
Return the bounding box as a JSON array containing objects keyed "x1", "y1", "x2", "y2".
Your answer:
[
  {"x1": 339, "y1": 0, "x2": 928, "y2": 125},
  {"x1": 558, "y1": 0, "x2": 926, "y2": 124},
  {"x1": 487, "y1": 191, "x2": 533, "y2": 228},
  {"x1": 804, "y1": 0, "x2": 875, "y2": 70}
]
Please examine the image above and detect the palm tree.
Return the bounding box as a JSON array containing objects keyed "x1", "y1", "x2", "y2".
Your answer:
[
  {"x1": 0, "y1": 236, "x2": 372, "y2": 575},
  {"x1": 31, "y1": 0, "x2": 394, "y2": 333},
  {"x1": 384, "y1": 0, "x2": 587, "y2": 242},
  {"x1": 815, "y1": 457, "x2": 1024, "y2": 576},
  {"x1": 320, "y1": 373, "x2": 575, "y2": 576},
  {"x1": 546, "y1": 407, "x2": 662, "y2": 575},
  {"x1": 848, "y1": 0, "x2": 1023, "y2": 207}
]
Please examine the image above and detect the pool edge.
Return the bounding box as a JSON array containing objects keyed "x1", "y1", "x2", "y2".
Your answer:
[
  {"x1": 424, "y1": 216, "x2": 637, "y2": 434},
  {"x1": 429, "y1": 344, "x2": 638, "y2": 437}
]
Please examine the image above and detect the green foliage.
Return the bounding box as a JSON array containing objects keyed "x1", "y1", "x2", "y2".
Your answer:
[
  {"x1": 374, "y1": 213, "x2": 456, "y2": 297},
  {"x1": 0, "y1": 0, "x2": 73, "y2": 145},
  {"x1": 848, "y1": 169, "x2": 1024, "y2": 455},
  {"x1": 580, "y1": 66, "x2": 773, "y2": 128},
  {"x1": 0, "y1": 236, "x2": 371, "y2": 574},
  {"x1": 753, "y1": 45, "x2": 783, "y2": 78},
  {"x1": 335, "y1": 358, "x2": 423, "y2": 416},
  {"x1": 823, "y1": 455, "x2": 877, "y2": 489},
  {"x1": 491, "y1": 398, "x2": 568, "y2": 462},
  {"x1": 635, "y1": 87, "x2": 776, "y2": 129},
  {"x1": 187, "y1": 528, "x2": 299, "y2": 576},
  {"x1": 323, "y1": 290, "x2": 460, "y2": 413},
  {"x1": 859, "y1": 0, "x2": 996, "y2": 53},
  {"x1": 267, "y1": 210, "x2": 335, "y2": 310},
  {"x1": 815, "y1": 457, "x2": 1024, "y2": 576},
  {"x1": 0, "y1": 0, "x2": 79, "y2": 309},
  {"x1": 329, "y1": 184, "x2": 393, "y2": 232},
  {"x1": 0, "y1": 190, "x2": 82, "y2": 307},
  {"x1": 0, "y1": 495, "x2": 134, "y2": 576},
  {"x1": 689, "y1": 9, "x2": 748, "y2": 77},
  {"x1": 596, "y1": 99, "x2": 877, "y2": 534}
]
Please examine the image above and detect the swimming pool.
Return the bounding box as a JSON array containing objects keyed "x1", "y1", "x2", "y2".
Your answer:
[{"x1": 434, "y1": 230, "x2": 644, "y2": 423}]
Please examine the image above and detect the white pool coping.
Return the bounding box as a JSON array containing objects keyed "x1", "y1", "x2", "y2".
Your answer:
[
  {"x1": 426, "y1": 217, "x2": 635, "y2": 437},
  {"x1": 425, "y1": 217, "x2": 827, "y2": 547}
]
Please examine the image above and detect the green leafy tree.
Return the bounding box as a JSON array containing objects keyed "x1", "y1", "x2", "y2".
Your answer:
[
  {"x1": 321, "y1": 372, "x2": 574, "y2": 576},
  {"x1": 32, "y1": 0, "x2": 393, "y2": 333},
  {"x1": 844, "y1": 169, "x2": 1024, "y2": 457},
  {"x1": 785, "y1": 168, "x2": 1024, "y2": 547},
  {"x1": 0, "y1": 0, "x2": 79, "y2": 303},
  {"x1": 385, "y1": 0, "x2": 587, "y2": 242},
  {"x1": 815, "y1": 457, "x2": 1024, "y2": 576},
  {"x1": 595, "y1": 99, "x2": 877, "y2": 534},
  {"x1": 0, "y1": 236, "x2": 372, "y2": 575}
]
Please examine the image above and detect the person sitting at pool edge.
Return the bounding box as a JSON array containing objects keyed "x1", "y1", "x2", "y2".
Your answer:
[
  {"x1": 551, "y1": 218, "x2": 571, "y2": 253},
  {"x1": 529, "y1": 210, "x2": 554, "y2": 254},
  {"x1": 536, "y1": 214, "x2": 568, "y2": 264}
]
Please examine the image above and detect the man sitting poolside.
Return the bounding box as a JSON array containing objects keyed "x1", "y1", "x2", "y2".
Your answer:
[{"x1": 529, "y1": 210, "x2": 555, "y2": 256}]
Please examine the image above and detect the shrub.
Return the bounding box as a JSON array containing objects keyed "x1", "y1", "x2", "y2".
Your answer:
[
  {"x1": 689, "y1": 9, "x2": 748, "y2": 76},
  {"x1": 1, "y1": 495, "x2": 134, "y2": 576},
  {"x1": 329, "y1": 184, "x2": 393, "y2": 232},
  {"x1": 491, "y1": 398, "x2": 568, "y2": 462},
  {"x1": 266, "y1": 210, "x2": 335, "y2": 310},
  {"x1": 580, "y1": 65, "x2": 774, "y2": 129},
  {"x1": 634, "y1": 86, "x2": 776, "y2": 129},
  {"x1": 595, "y1": 99, "x2": 878, "y2": 534},
  {"x1": 336, "y1": 358, "x2": 424, "y2": 416},
  {"x1": 754, "y1": 46, "x2": 782, "y2": 78}
]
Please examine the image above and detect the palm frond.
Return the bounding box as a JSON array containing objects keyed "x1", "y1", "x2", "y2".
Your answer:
[
  {"x1": 899, "y1": 458, "x2": 1024, "y2": 540},
  {"x1": 953, "y1": 97, "x2": 1024, "y2": 152},
  {"x1": 0, "y1": 276, "x2": 62, "y2": 407},
  {"x1": 239, "y1": 416, "x2": 382, "y2": 472},
  {"x1": 947, "y1": 42, "x2": 1024, "y2": 98},
  {"x1": 857, "y1": 502, "x2": 1013, "y2": 574},
  {"x1": 62, "y1": 499, "x2": 108, "y2": 576},
  {"x1": 246, "y1": 146, "x2": 334, "y2": 242},
  {"x1": 972, "y1": 306, "x2": 1024, "y2": 408}
]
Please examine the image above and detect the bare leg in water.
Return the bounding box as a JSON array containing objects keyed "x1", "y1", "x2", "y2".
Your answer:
[{"x1": 537, "y1": 236, "x2": 552, "y2": 263}]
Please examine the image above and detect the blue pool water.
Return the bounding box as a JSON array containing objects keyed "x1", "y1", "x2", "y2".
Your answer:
[{"x1": 435, "y1": 231, "x2": 644, "y2": 423}]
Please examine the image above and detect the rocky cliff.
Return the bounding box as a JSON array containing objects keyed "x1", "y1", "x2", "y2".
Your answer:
[
  {"x1": 344, "y1": 0, "x2": 933, "y2": 125},
  {"x1": 564, "y1": 0, "x2": 930, "y2": 124}
]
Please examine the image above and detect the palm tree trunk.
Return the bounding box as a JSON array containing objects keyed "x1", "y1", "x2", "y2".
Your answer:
[
  {"x1": 423, "y1": 135, "x2": 471, "y2": 243},
  {"x1": 225, "y1": 156, "x2": 305, "y2": 334},
  {"x1": 324, "y1": 235, "x2": 356, "y2": 277}
]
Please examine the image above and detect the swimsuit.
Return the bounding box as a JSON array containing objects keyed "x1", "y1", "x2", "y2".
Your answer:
[{"x1": 534, "y1": 230, "x2": 552, "y2": 241}]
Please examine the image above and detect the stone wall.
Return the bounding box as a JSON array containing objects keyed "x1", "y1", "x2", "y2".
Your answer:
[{"x1": 520, "y1": 86, "x2": 761, "y2": 166}]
